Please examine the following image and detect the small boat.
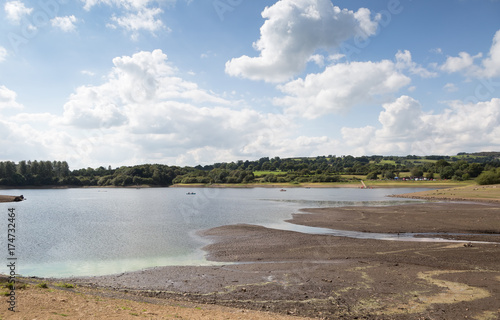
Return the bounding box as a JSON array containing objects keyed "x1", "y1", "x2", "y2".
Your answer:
[
  {"x1": 279, "y1": 189, "x2": 286, "y2": 192},
  {"x1": 186, "y1": 192, "x2": 196, "y2": 195}
]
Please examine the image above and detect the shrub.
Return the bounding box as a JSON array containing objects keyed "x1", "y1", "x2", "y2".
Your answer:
[
  {"x1": 476, "y1": 170, "x2": 500, "y2": 185},
  {"x1": 36, "y1": 282, "x2": 48, "y2": 289}
]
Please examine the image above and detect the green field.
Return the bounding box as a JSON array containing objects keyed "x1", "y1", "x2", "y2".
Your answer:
[{"x1": 253, "y1": 170, "x2": 285, "y2": 177}]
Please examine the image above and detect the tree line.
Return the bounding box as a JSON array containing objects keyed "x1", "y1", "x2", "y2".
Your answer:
[{"x1": 0, "y1": 153, "x2": 499, "y2": 187}]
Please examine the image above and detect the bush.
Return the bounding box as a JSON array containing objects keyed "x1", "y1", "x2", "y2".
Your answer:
[
  {"x1": 476, "y1": 170, "x2": 500, "y2": 185},
  {"x1": 36, "y1": 282, "x2": 48, "y2": 289},
  {"x1": 55, "y1": 282, "x2": 75, "y2": 288}
]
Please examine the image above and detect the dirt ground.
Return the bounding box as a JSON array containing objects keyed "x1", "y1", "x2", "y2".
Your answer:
[
  {"x1": 0, "y1": 275, "x2": 309, "y2": 319},
  {"x1": 2, "y1": 200, "x2": 500, "y2": 319}
]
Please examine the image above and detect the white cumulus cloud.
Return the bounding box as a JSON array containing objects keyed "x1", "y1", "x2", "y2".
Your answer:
[
  {"x1": 395, "y1": 50, "x2": 437, "y2": 78},
  {"x1": 53, "y1": 49, "x2": 319, "y2": 167},
  {"x1": 4, "y1": 0, "x2": 32, "y2": 24},
  {"x1": 225, "y1": 0, "x2": 380, "y2": 82},
  {"x1": 439, "y1": 29, "x2": 500, "y2": 78},
  {"x1": 440, "y1": 51, "x2": 482, "y2": 74},
  {"x1": 480, "y1": 29, "x2": 500, "y2": 78},
  {"x1": 110, "y1": 7, "x2": 165, "y2": 39},
  {"x1": 0, "y1": 85, "x2": 23, "y2": 110},
  {"x1": 82, "y1": 0, "x2": 171, "y2": 38},
  {"x1": 51, "y1": 15, "x2": 79, "y2": 32},
  {"x1": 275, "y1": 58, "x2": 410, "y2": 119}
]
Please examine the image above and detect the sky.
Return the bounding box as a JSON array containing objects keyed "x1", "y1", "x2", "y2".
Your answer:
[{"x1": 0, "y1": 0, "x2": 499, "y2": 169}]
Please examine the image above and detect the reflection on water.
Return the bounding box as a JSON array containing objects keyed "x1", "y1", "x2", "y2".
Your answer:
[{"x1": 1, "y1": 187, "x2": 491, "y2": 278}]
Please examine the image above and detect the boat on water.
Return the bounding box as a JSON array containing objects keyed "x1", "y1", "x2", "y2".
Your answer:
[
  {"x1": 279, "y1": 189, "x2": 286, "y2": 192},
  {"x1": 186, "y1": 192, "x2": 196, "y2": 195}
]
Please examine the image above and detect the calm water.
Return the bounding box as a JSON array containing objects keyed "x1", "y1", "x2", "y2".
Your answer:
[{"x1": 0, "y1": 187, "x2": 427, "y2": 278}]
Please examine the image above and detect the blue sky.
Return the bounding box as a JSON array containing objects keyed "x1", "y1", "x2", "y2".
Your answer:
[{"x1": 0, "y1": 0, "x2": 499, "y2": 169}]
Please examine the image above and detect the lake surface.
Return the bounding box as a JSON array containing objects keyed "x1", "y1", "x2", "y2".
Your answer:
[{"x1": 0, "y1": 187, "x2": 428, "y2": 278}]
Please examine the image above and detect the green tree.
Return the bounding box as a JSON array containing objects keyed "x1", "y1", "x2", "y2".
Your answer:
[
  {"x1": 410, "y1": 167, "x2": 423, "y2": 177},
  {"x1": 366, "y1": 172, "x2": 378, "y2": 180},
  {"x1": 476, "y1": 170, "x2": 500, "y2": 185},
  {"x1": 17, "y1": 160, "x2": 28, "y2": 176},
  {"x1": 384, "y1": 171, "x2": 395, "y2": 179},
  {"x1": 440, "y1": 166, "x2": 455, "y2": 179}
]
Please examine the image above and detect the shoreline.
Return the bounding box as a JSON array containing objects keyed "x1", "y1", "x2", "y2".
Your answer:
[{"x1": 0, "y1": 180, "x2": 470, "y2": 190}]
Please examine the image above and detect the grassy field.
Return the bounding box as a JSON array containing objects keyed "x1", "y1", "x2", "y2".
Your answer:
[
  {"x1": 340, "y1": 174, "x2": 366, "y2": 180},
  {"x1": 253, "y1": 170, "x2": 285, "y2": 177},
  {"x1": 404, "y1": 159, "x2": 438, "y2": 164}
]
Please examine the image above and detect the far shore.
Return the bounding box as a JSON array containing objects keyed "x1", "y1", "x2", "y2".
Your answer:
[{"x1": 0, "y1": 180, "x2": 472, "y2": 190}]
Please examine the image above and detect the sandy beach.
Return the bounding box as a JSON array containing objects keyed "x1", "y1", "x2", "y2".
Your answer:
[{"x1": 3, "y1": 189, "x2": 500, "y2": 319}]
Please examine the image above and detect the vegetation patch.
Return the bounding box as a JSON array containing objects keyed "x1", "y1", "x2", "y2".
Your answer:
[
  {"x1": 55, "y1": 282, "x2": 75, "y2": 289},
  {"x1": 36, "y1": 282, "x2": 49, "y2": 289}
]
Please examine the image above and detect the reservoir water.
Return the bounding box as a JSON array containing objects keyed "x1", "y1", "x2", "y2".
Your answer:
[{"x1": 1, "y1": 187, "x2": 428, "y2": 278}]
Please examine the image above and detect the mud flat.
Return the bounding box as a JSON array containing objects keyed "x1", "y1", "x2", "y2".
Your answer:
[{"x1": 39, "y1": 201, "x2": 499, "y2": 320}]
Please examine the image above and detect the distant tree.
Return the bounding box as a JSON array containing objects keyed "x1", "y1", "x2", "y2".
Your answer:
[
  {"x1": 410, "y1": 167, "x2": 423, "y2": 177},
  {"x1": 440, "y1": 166, "x2": 455, "y2": 180},
  {"x1": 17, "y1": 160, "x2": 28, "y2": 176},
  {"x1": 61, "y1": 161, "x2": 70, "y2": 177},
  {"x1": 366, "y1": 172, "x2": 378, "y2": 180},
  {"x1": 384, "y1": 171, "x2": 395, "y2": 179},
  {"x1": 31, "y1": 160, "x2": 40, "y2": 175},
  {"x1": 4, "y1": 161, "x2": 16, "y2": 177},
  {"x1": 436, "y1": 159, "x2": 451, "y2": 168},
  {"x1": 466, "y1": 163, "x2": 484, "y2": 178}
]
